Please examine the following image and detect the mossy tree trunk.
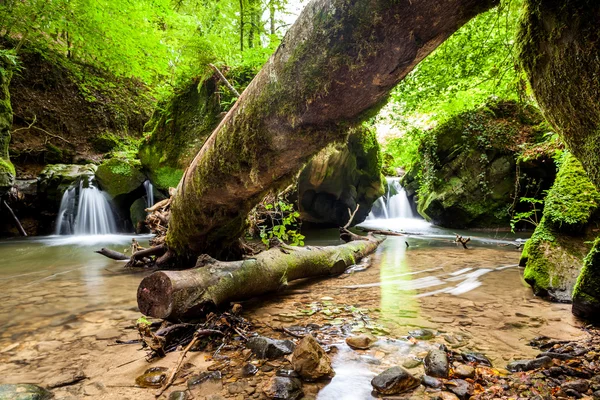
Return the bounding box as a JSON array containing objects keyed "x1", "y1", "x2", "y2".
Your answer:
[
  {"x1": 138, "y1": 233, "x2": 383, "y2": 319},
  {"x1": 166, "y1": 0, "x2": 499, "y2": 260}
]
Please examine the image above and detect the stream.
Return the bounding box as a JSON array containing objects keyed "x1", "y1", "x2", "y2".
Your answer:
[{"x1": 0, "y1": 220, "x2": 587, "y2": 399}]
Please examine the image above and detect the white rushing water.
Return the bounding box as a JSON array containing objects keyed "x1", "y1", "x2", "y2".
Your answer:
[
  {"x1": 55, "y1": 177, "x2": 118, "y2": 235},
  {"x1": 143, "y1": 180, "x2": 154, "y2": 209},
  {"x1": 368, "y1": 177, "x2": 415, "y2": 219}
]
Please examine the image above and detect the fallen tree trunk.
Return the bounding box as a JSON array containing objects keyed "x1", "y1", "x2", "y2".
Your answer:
[
  {"x1": 138, "y1": 233, "x2": 384, "y2": 319},
  {"x1": 166, "y1": 0, "x2": 498, "y2": 260}
]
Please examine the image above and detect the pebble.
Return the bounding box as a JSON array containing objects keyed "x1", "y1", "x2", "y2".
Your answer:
[
  {"x1": 506, "y1": 356, "x2": 553, "y2": 372},
  {"x1": 168, "y1": 391, "x2": 188, "y2": 400},
  {"x1": 241, "y1": 363, "x2": 259, "y2": 377},
  {"x1": 345, "y1": 333, "x2": 377, "y2": 350},
  {"x1": 371, "y1": 366, "x2": 420, "y2": 395},
  {"x1": 402, "y1": 358, "x2": 422, "y2": 369},
  {"x1": 446, "y1": 378, "x2": 471, "y2": 400},
  {"x1": 135, "y1": 367, "x2": 168, "y2": 388},
  {"x1": 408, "y1": 329, "x2": 435, "y2": 340},
  {"x1": 0, "y1": 384, "x2": 53, "y2": 400},
  {"x1": 262, "y1": 376, "x2": 303, "y2": 400},
  {"x1": 247, "y1": 336, "x2": 295, "y2": 359},
  {"x1": 453, "y1": 364, "x2": 475, "y2": 379},
  {"x1": 561, "y1": 379, "x2": 589, "y2": 393},
  {"x1": 421, "y1": 375, "x2": 443, "y2": 389},
  {"x1": 461, "y1": 351, "x2": 492, "y2": 366}
]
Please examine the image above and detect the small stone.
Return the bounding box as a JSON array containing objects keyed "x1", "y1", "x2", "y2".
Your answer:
[
  {"x1": 262, "y1": 376, "x2": 303, "y2": 400},
  {"x1": 506, "y1": 356, "x2": 553, "y2": 372},
  {"x1": 453, "y1": 364, "x2": 475, "y2": 379},
  {"x1": 402, "y1": 358, "x2": 422, "y2": 369},
  {"x1": 433, "y1": 392, "x2": 460, "y2": 400},
  {"x1": 408, "y1": 329, "x2": 435, "y2": 340},
  {"x1": 0, "y1": 384, "x2": 53, "y2": 400},
  {"x1": 292, "y1": 334, "x2": 334, "y2": 380},
  {"x1": 424, "y1": 349, "x2": 449, "y2": 378},
  {"x1": 241, "y1": 363, "x2": 259, "y2": 377},
  {"x1": 421, "y1": 375, "x2": 443, "y2": 389},
  {"x1": 135, "y1": 367, "x2": 168, "y2": 388},
  {"x1": 247, "y1": 336, "x2": 295, "y2": 359},
  {"x1": 371, "y1": 366, "x2": 420, "y2": 395},
  {"x1": 187, "y1": 371, "x2": 222, "y2": 389},
  {"x1": 461, "y1": 351, "x2": 492, "y2": 367},
  {"x1": 168, "y1": 391, "x2": 188, "y2": 400},
  {"x1": 227, "y1": 381, "x2": 248, "y2": 394},
  {"x1": 345, "y1": 333, "x2": 377, "y2": 350},
  {"x1": 446, "y1": 379, "x2": 471, "y2": 400},
  {"x1": 561, "y1": 379, "x2": 589, "y2": 393}
]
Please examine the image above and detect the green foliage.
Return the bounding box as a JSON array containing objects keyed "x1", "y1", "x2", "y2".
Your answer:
[
  {"x1": 387, "y1": 0, "x2": 524, "y2": 120},
  {"x1": 259, "y1": 200, "x2": 305, "y2": 248},
  {"x1": 510, "y1": 196, "x2": 543, "y2": 232}
]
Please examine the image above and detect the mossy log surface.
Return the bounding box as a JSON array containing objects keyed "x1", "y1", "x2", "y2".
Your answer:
[
  {"x1": 166, "y1": 0, "x2": 498, "y2": 259},
  {"x1": 138, "y1": 234, "x2": 384, "y2": 320}
]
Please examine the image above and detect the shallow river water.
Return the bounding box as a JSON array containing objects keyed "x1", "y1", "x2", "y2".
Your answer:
[{"x1": 0, "y1": 220, "x2": 587, "y2": 399}]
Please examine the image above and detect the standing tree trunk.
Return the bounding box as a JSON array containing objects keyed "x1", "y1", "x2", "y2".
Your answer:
[
  {"x1": 239, "y1": 0, "x2": 245, "y2": 53},
  {"x1": 166, "y1": 0, "x2": 499, "y2": 261}
]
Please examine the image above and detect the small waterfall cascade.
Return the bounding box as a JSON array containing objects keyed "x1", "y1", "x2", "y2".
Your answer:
[
  {"x1": 55, "y1": 177, "x2": 118, "y2": 235},
  {"x1": 368, "y1": 177, "x2": 416, "y2": 219},
  {"x1": 143, "y1": 180, "x2": 154, "y2": 209}
]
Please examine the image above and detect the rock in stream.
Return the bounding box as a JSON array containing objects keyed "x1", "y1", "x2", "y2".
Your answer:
[{"x1": 371, "y1": 366, "x2": 420, "y2": 395}]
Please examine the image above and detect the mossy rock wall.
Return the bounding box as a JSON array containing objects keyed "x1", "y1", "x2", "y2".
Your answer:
[
  {"x1": 38, "y1": 164, "x2": 97, "y2": 207},
  {"x1": 521, "y1": 153, "x2": 600, "y2": 302},
  {"x1": 0, "y1": 54, "x2": 15, "y2": 196},
  {"x1": 298, "y1": 126, "x2": 385, "y2": 226},
  {"x1": 95, "y1": 158, "x2": 146, "y2": 200},
  {"x1": 139, "y1": 77, "x2": 222, "y2": 190},
  {"x1": 413, "y1": 101, "x2": 552, "y2": 228},
  {"x1": 572, "y1": 237, "x2": 600, "y2": 320}
]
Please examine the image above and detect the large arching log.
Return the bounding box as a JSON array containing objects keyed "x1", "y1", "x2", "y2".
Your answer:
[{"x1": 166, "y1": 0, "x2": 499, "y2": 260}]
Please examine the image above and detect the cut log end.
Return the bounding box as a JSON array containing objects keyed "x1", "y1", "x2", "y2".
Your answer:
[{"x1": 137, "y1": 272, "x2": 175, "y2": 319}]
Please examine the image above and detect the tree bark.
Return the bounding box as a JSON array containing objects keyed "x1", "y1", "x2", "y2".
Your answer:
[
  {"x1": 138, "y1": 233, "x2": 383, "y2": 319},
  {"x1": 166, "y1": 0, "x2": 499, "y2": 260}
]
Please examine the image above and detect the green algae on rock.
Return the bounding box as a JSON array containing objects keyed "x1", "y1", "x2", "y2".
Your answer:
[
  {"x1": 298, "y1": 125, "x2": 385, "y2": 226},
  {"x1": 139, "y1": 77, "x2": 222, "y2": 190},
  {"x1": 38, "y1": 163, "x2": 97, "y2": 206},
  {"x1": 522, "y1": 153, "x2": 600, "y2": 302},
  {"x1": 95, "y1": 158, "x2": 146, "y2": 199},
  {"x1": 572, "y1": 237, "x2": 600, "y2": 320},
  {"x1": 0, "y1": 52, "x2": 15, "y2": 196}
]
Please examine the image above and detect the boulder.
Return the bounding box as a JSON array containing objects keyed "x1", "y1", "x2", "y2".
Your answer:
[
  {"x1": 130, "y1": 197, "x2": 148, "y2": 233},
  {"x1": 139, "y1": 77, "x2": 222, "y2": 190},
  {"x1": 247, "y1": 336, "x2": 295, "y2": 360},
  {"x1": 95, "y1": 158, "x2": 146, "y2": 199},
  {"x1": 298, "y1": 125, "x2": 385, "y2": 227},
  {"x1": 409, "y1": 101, "x2": 554, "y2": 229},
  {"x1": 522, "y1": 153, "x2": 600, "y2": 302},
  {"x1": 291, "y1": 334, "x2": 334, "y2": 380},
  {"x1": 371, "y1": 366, "x2": 420, "y2": 395},
  {"x1": 38, "y1": 163, "x2": 97, "y2": 206},
  {"x1": 572, "y1": 237, "x2": 600, "y2": 320}
]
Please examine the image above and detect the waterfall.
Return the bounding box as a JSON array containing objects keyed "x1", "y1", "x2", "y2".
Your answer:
[
  {"x1": 55, "y1": 177, "x2": 118, "y2": 235},
  {"x1": 143, "y1": 180, "x2": 154, "y2": 209},
  {"x1": 368, "y1": 177, "x2": 416, "y2": 220}
]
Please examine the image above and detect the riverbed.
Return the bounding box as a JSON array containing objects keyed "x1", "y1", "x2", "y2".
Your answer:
[{"x1": 0, "y1": 221, "x2": 587, "y2": 399}]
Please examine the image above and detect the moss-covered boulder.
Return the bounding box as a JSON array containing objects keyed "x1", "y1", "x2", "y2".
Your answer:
[
  {"x1": 572, "y1": 237, "x2": 600, "y2": 320},
  {"x1": 413, "y1": 101, "x2": 553, "y2": 228},
  {"x1": 38, "y1": 163, "x2": 97, "y2": 206},
  {"x1": 521, "y1": 153, "x2": 600, "y2": 302},
  {"x1": 95, "y1": 158, "x2": 146, "y2": 199},
  {"x1": 139, "y1": 77, "x2": 222, "y2": 190},
  {"x1": 0, "y1": 53, "x2": 15, "y2": 196},
  {"x1": 298, "y1": 126, "x2": 385, "y2": 226},
  {"x1": 130, "y1": 197, "x2": 148, "y2": 233}
]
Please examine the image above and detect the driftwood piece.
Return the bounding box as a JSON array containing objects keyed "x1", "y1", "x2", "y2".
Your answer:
[
  {"x1": 138, "y1": 233, "x2": 384, "y2": 320},
  {"x1": 209, "y1": 64, "x2": 241, "y2": 97},
  {"x1": 95, "y1": 248, "x2": 129, "y2": 261},
  {"x1": 455, "y1": 235, "x2": 471, "y2": 249}
]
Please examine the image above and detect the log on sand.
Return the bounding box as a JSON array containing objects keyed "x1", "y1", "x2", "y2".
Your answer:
[{"x1": 138, "y1": 233, "x2": 383, "y2": 320}]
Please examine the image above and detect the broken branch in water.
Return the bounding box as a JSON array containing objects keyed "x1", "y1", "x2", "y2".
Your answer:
[
  {"x1": 455, "y1": 234, "x2": 471, "y2": 249},
  {"x1": 95, "y1": 248, "x2": 129, "y2": 261}
]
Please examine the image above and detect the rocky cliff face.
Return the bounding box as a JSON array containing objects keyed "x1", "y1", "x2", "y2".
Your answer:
[
  {"x1": 406, "y1": 101, "x2": 555, "y2": 229},
  {"x1": 297, "y1": 126, "x2": 385, "y2": 227}
]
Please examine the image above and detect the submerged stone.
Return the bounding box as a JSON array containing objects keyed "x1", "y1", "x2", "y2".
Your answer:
[
  {"x1": 135, "y1": 367, "x2": 168, "y2": 388},
  {"x1": 0, "y1": 383, "x2": 53, "y2": 400},
  {"x1": 506, "y1": 356, "x2": 553, "y2": 372},
  {"x1": 262, "y1": 376, "x2": 303, "y2": 400},
  {"x1": 345, "y1": 333, "x2": 377, "y2": 350},
  {"x1": 247, "y1": 336, "x2": 295, "y2": 359},
  {"x1": 446, "y1": 379, "x2": 472, "y2": 400},
  {"x1": 168, "y1": 391, "x2": 188, "y2": 400},
  {"x1": 461, "y1": 351, "x2": 492, "y2": 366},
  {"x1": 241, "y1": 363, "x2": 259, "y2": 377},
  {"x1": 408, "y1": 329, "x2": 435, "y2": 340},
  {"x1": 371, "y1": 366, "x2": 420, "y2": 395}
]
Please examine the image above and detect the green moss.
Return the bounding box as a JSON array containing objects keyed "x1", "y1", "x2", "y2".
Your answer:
[
  {"x1": 543, "y1": 152, "x2": 600, "y2": 231},
  {"x1": 139, "y1": 77, "x2": 221, "y2": 190},
  {"x1": 95, "y1": 158, "x2": 146, "y2": 198},
  {"x1": 0, "y1": 53, "x2": 15, "y2": 194},
  {"x1": 572, "y1": 237, "x2": 600, "y2": 319}
]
